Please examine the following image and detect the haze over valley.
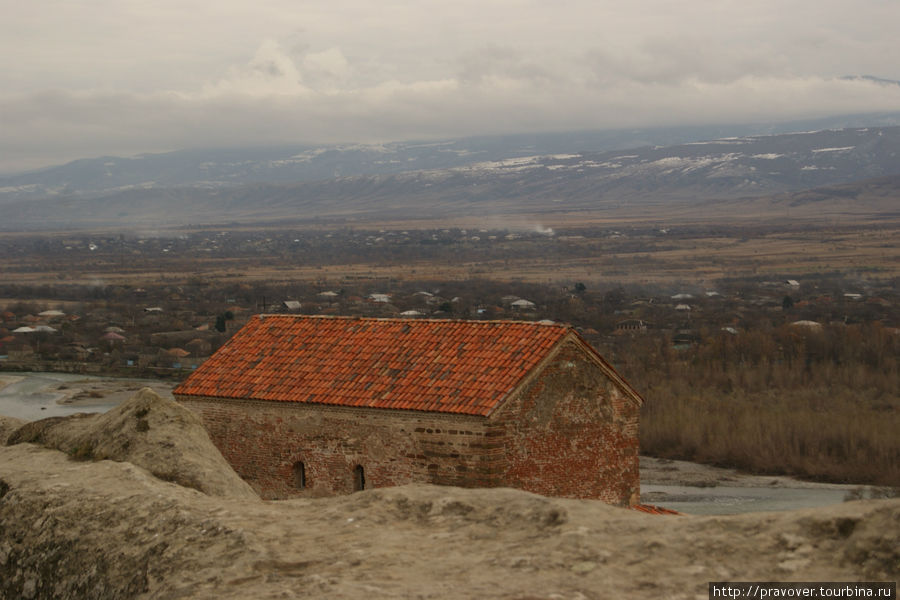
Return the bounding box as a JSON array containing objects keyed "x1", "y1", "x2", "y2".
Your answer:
[{"x1": 3, "y1": 124, "x2": 900, "y2": 230}]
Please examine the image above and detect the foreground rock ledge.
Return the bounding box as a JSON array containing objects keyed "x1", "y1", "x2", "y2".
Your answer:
[{"x1": 1, "y1": 443, "x2": 897, "y2": 600}]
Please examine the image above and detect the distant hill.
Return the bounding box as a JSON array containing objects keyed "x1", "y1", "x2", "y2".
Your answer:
[
  {"x1": 3, "y1": 125, "x2": 900, "y2": 230},
  {"x1": 778, "y1": 173, "x2": 900, "y2": 206},
  {"x1": 5, "y1": 113, "x2": 900, "y2": 198}
]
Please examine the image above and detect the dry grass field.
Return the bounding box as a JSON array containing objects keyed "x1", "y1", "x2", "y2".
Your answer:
[{"x1": 2, "y1": 220, "x2": 897, "y2": 289}]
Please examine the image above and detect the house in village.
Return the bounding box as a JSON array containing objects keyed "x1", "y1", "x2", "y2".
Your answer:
[
  {"x1": 615, "y1": 319, "x2": 651, "y2": 333},
  {"x1": 510, "y1": 298, "x2": 537, "y2": 311},
  {"x1": 174, "y1": 315, "x2": 643, "y2": 505},
  {"x1": 281, "y1": 300, "x2": 302, "y2": 312}
]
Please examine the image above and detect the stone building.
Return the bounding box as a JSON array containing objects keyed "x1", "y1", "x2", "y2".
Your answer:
[{"x1": 174, "y1": 315, "x2": 642, "y2": 505}]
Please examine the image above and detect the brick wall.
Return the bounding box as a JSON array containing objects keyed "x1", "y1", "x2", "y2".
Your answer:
[
  {"x1": 487, "y1": 341, "x2": 640, "y2": 506},
  {"x1": 178, "y1": 340, "x2": 640, "y2": 504},
  {"x1": 178, "y1": 397, "x2": 494, "y2": 499}
]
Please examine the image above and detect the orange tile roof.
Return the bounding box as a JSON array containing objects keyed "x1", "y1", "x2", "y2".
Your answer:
[
  {"x1": 631, "y1": 504, "x2": 682, "y2": 515},
  {"x1": 174, "y1": 316, "x2": 572, "y2": 416}
]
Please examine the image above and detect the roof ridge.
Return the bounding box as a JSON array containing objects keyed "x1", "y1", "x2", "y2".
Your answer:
[{"x1": 255, "y1": 314, "x2": 569, "y2": 328}]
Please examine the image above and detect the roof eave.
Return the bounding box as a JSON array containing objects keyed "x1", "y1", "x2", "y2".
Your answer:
[{"x1": 174, "y1": 390, "x2": 491, "y2": 418}]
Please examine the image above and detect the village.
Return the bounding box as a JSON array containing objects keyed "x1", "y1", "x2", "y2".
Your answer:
[
  {"x1": 1, "y1": 222, "x2": 897, "y2": 490},
  {"x1": 3, "y1": 222, "x2": 897, "y2": 370},
  {"x1": 1, "y1": 265, "x2": 895, "y2": 376}
]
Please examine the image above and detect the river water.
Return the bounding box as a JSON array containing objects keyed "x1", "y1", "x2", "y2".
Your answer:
[
  {"x1": 0, "y1": 371, "x2": 174, "y2": 421},
  {"x1": 0, "y1": 372, "x2": 123, "y2": 420},
  {"x1": 640, "y1": 484, "x2": 853, "y2": 516}
]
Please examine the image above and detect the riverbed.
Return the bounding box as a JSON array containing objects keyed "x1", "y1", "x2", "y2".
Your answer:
[
  {"x1": 639, "y1": 456, "x2": 868, "y2": 515},
  {"x1": 641, "y1": 483, "x2": 853, "y2": 515},
  {"x1": 0, "y1": 371, "x2": 174, "y2": 421}
]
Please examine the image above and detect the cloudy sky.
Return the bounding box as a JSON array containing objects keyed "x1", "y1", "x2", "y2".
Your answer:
[{"x1": 2, "y1": 0, "x2": 899, "y2": 173}]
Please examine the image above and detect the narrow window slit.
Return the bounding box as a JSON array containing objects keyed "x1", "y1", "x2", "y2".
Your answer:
[
  {"x1": 353, "y1": 465, "x2": 365, "y2": 491},
  {"x1": 293, "y1": 461, "x2": 306, "y2": 489}
]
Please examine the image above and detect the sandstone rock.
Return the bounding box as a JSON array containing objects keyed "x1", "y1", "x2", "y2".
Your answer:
[
  {"x1": 0, "y1": 415, "x2": 27, "y2": 445},
  {"x1": 0, "y1": 443, "x2": 897, "y2": 599},
  {"x1": 6, "y1": 388, "x2": 257, "y2": 500}
]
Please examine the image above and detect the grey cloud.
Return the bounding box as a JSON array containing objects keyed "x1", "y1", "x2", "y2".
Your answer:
[
  {"x1": 3, "y1": 73, "x2": 900, "y2": 173},
  {"x1": 584, "y1": 36, "x2": 794, "y2": 88},
  {"x1": 2, "y1": 0, "x2": 900, "y2": 173},
  {"x1": 457, "y1": 45, "x2": 558, "y2": 87}
]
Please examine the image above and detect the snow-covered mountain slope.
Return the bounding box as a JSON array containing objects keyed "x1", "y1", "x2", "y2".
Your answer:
[{"x1": 3, "y1": 126, "x2": 899, "y2": 229}]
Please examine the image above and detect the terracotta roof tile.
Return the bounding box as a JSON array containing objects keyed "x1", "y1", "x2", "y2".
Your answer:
[
  {"x1": 631, "y1": 504, "x2": 682, "y2": 515},
  {"x1": 175, "y1": 316, "x2": 571, "y2": 416}
]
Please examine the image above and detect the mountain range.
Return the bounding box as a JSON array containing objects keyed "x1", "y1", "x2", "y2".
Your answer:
[{"x1": 2, "y1": 119, "x2": 900, "y2": 230}]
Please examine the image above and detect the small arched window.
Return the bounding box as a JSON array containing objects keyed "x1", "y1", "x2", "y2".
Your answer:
[
  {"x1": 353, "y1": 465, "x2": 365, "y2": 492},
  {"x1": 293, "y1": 461, "x2": 306, "y2": 489}
]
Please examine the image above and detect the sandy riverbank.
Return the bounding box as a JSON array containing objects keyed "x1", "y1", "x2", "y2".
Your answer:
[
  {"x1": 0, "y1": 375, "x2": 25, "y2": 391},
  {"x1": 640, "y1": 456, "x2": 856, "y2": 489},
  {"x1": 0, "y1": 372, "x2": 175, "y2": 421}
]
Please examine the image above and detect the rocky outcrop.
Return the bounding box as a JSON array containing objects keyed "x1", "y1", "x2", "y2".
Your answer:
[
  {"x1": 0, "y1": 416, "x2": 26, "y2": 445},
  {"x1": 5, "y1": 388, "x2": 257, "y2": 500},
  {"x1": 0, "y1": 440, "x2": 898, "y2": 599}
]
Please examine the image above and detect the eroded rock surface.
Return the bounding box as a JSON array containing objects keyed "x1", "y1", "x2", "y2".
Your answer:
[
  {"x1": 1, "y1": 442, "x2": 897, "y2": 600},
  {"x1": 0, "y1": 415, "x2": 26, "y2": 445},
  {"x1": 5, "y1": 388, "x2": 256, "y2": 499}
]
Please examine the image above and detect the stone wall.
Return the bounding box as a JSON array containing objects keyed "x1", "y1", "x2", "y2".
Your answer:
[
  {"x1": 179, "y1": 397, "x2": 494, "y2": 499},
  {"x1": 488, "y1": 341, "x2": 640, "y2": 505}
]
